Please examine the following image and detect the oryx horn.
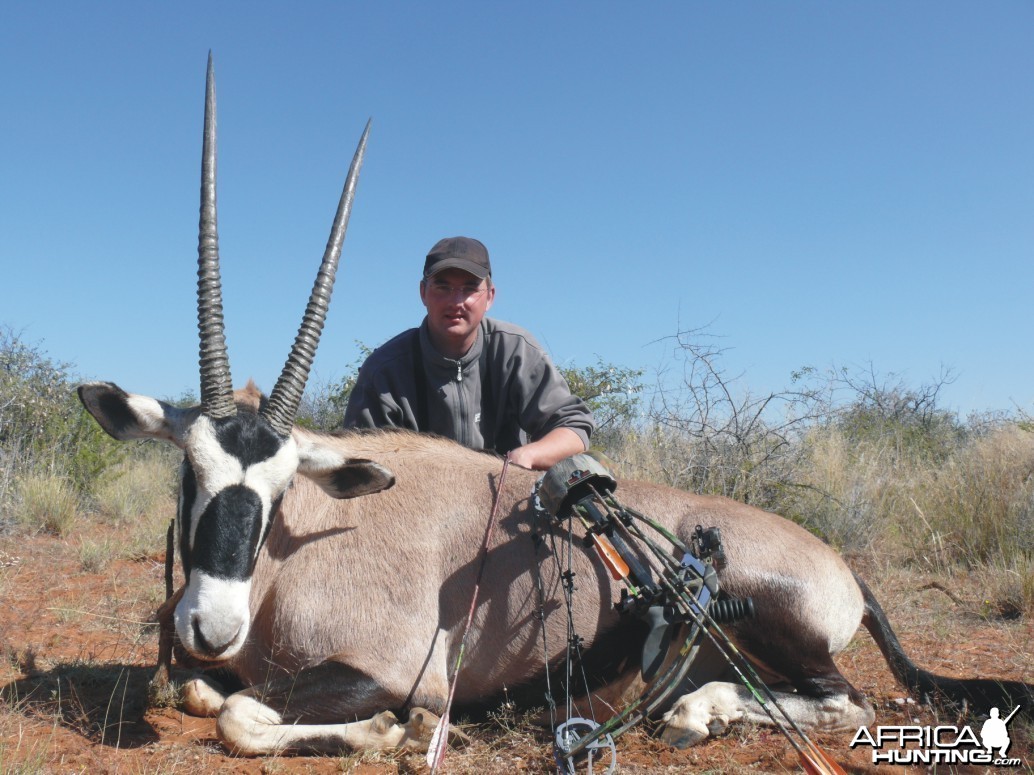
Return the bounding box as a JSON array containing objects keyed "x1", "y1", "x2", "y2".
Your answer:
[
  {"x1": 196, "y1": 52, "x2": 236, "y2": 419},
  {"x1": 261, "y1": 119, "x2": 372, "y2": 438}
]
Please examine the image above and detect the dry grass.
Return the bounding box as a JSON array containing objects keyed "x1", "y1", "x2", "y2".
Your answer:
[
  {"x1": 0, "y1": 729, "x2": 54, "y2": 775},
  {"x1": 12, "y1": 472, "x2": 79, "y2": 536},
  {"x1": 83, "y1": 452, "x2": 177, "y2": 566},
  {"x1": 820, "y1": 424, "x2": 1034, "y2": 617},
  {"x1": 91, "y1": 453, "x2": 175, "y2": 526},
  {"x1": 917, "y1": 425, "x2": 1034, "y2": 567},
  {"x1": 611, "y1": 421, "x2": 1034, "y2": 618},
  {"x1": 75, "y1": 537, "x2": 118, "y2": 573}
]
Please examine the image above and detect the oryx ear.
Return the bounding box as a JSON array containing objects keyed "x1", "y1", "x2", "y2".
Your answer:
[
  {"x1": 304, "y1": 458, "x2": 395, "y2": 500},
  {"x1": 77, "y1": 382, "x2": 193, "y2": 446},
  {"x1": 294, "y1": 430, "x2": 396, "y2": 499}
]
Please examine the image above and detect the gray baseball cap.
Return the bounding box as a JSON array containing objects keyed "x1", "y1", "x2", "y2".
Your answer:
[{"x1": 423, "y1": 236, "x2": 491, "y2": 280}]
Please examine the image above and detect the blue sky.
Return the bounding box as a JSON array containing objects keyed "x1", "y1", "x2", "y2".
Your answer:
[{"x1": 2, "y1": 3, "x2": 1031, "y2": 417}]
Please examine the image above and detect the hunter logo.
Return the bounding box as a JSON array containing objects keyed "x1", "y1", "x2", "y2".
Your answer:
[{"x1": 850, "y1": 705, "x2": 1023, "y2": 767}]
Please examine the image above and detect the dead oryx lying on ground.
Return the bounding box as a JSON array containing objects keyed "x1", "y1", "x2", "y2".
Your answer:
[{"x1": 78, "y1": 58, "x2": 1032, "y2": 761}]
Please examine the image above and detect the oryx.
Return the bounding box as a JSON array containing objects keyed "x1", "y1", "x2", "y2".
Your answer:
[{"x1": 78, "y1": 58, "x2": 1032, "y2": 758}]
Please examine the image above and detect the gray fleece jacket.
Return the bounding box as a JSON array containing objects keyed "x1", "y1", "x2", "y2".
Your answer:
[{"x1": 343, "y1": 317, "x2": 594, "y2": 455}]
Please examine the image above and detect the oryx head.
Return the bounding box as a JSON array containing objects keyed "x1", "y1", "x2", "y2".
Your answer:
[{"x1": 78, "y1": 55, "x2": 392, "y2": 662}]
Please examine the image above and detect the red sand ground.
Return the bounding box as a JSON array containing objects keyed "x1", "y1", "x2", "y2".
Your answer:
[{"x1": 1, "y1": 531, "x2": 1030, "y2": 774}]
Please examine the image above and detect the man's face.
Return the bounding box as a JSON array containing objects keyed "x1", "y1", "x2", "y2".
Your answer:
[{"x1": 420, "y1": 268, "x2": 495, "y2": 356}]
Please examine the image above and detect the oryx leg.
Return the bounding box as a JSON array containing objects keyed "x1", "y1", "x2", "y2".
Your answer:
[
  {"x1": 659, "y1": 634, "x2": 874, "y2": 747},
  {"x1": 217, "y1": 693, "x2": 439, "y2": 756},
  {"x1": 192, "y1": 661, "x2": 443, "y2": 756}
]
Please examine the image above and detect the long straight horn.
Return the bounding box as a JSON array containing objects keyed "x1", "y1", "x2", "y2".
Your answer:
[
  {"x1": 262, "y1": 120, "x2": 371, "y2": 438},
  {"x1": 196, "y1": 52, "x2": 236, "y2": 419}
]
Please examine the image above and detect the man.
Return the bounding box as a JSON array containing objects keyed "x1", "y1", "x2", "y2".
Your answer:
[{"x1": 343, "y1": 236, "x2": 594, "y2": 470}]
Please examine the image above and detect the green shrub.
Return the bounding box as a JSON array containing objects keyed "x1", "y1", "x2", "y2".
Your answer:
[
  {"x1": 63, "y1": 408, "x2": 128, "y2": 495},
  {"x1": 298, "y1": 342, "x2": 372, "y2": 430},
  {"x1": 560, "y1": 358, "x2": 643, "y2": 449},
  {"x1": 0, "y1": 329, "x2": 125, "y2": 522},
  {"x1": 828, "y1": 366, "x2": 965, "y2": 465}
]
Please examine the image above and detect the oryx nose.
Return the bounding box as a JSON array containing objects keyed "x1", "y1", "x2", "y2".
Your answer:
[{"x1": 192, "y1": 615, "x2": 242, "y2": 658}]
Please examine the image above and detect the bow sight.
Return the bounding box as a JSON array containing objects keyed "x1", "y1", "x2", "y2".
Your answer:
[{"x1": 535, "y1": 454, "x2": 756, "y2": 774}]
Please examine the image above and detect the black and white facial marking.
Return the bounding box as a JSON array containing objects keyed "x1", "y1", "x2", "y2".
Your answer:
[
  {"x1": 175, "y1": 410, "x2": 299, "y2": 661},
  {"x1": 77, "y1": 382, "x2": 396, "y2": 660}
]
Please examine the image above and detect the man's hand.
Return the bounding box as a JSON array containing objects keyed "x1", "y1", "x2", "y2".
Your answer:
[{"x1": 506, "y1": 428, "x2": 586, "y2": 471}]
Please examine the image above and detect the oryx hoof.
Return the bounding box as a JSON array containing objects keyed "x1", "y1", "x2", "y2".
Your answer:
[
  {"x1": 402, "y1": 707, "x2": 437, "y2": 740},
  {"x1": 660, "y1": 697, "x2": 715, "y2": 748},
  {"x1": 181, "y1": 676, "x2": 227, "y2": 717},
  {"x1": 659, "y1": 718, "x2": 711, "y2": 749},
  {"x1": 369, "y1": 709, "x2": 401, "y2": 734}
]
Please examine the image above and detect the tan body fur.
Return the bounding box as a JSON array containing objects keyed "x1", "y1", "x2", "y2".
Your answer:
[{"x1": 194, "y1": 419, "x2": 870, "y2": 753}]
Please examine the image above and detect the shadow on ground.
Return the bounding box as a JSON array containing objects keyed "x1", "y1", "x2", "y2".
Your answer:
[{"x1": 1, "y1": 662, "x2": 162, "y2": 749}]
